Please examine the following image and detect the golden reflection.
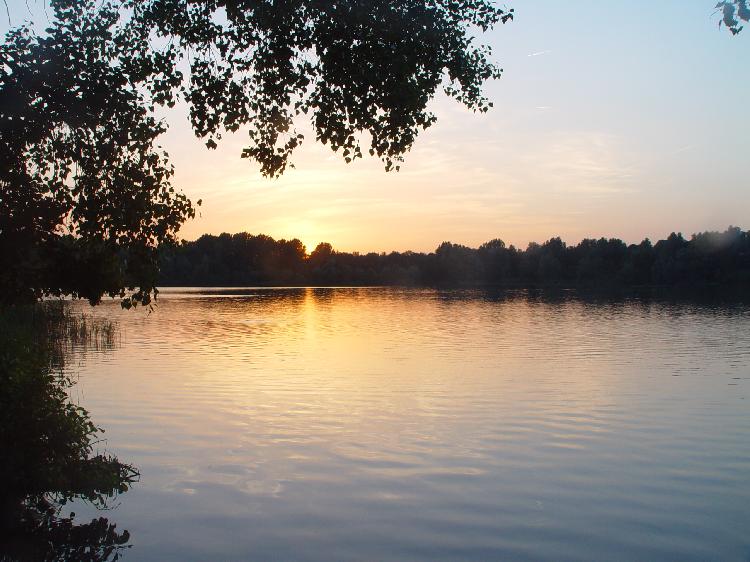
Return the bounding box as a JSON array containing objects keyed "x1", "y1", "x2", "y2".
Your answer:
[
  {"x1": 80, "y1": 290, "x2": 633, "y2": 477},
  {"x1": 64, "y1": 289, "x2": 750, "y2": 561}
]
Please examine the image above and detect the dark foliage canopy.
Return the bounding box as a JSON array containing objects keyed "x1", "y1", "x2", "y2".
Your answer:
[
  {"x1": 0, "y1": 0, "x2": 512, "y2": 306},
  {"x1": 716, "y1": 0, "x2": 750, "y2": 34},
  {"x1": 0, "y1": 2, "x2": 195, "y2": 307},
  {"x1": 159, "y1": 227, "x2": 750, "y2": 288},
  {"x1": 123, "y1": 0, "x2": 512, "y2": 176},
  {"x1": 0, "y1": 304, "x2": 137, "y2": 560}
]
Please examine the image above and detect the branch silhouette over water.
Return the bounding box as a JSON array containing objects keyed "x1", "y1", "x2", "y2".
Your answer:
[
  {"x1": 158, "y1": 227, "x2": 750, "y2": 289},
  {"x1": 0, "y1": 304, "x2": 137, "y2": 561}
]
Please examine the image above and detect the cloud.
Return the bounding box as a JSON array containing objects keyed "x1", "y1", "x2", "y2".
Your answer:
[
  {"x1": 517, "y1": 131, "x2": 639, "y2": 196},
  {"x1": 670, "y1": 144, "x2": 695, "y2": 155}
]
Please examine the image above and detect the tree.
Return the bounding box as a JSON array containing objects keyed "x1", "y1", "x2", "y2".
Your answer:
[
  {"x1": 716, "y1": 0, "x2": 750, "y2": 34},
  {"x1": 0, "y1": 2, "x2": 195, "y2": 307},
  {"x1": 0, "y1": 304, "x2": 137, "y2": 560},
  {"x1": 0, "y1": 0, "x2": 513, "y2": 306}
]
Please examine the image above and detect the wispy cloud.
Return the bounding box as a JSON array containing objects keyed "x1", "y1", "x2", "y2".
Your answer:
[
  {"x1": 670, "y1": 144, "x2": 695, "y2": 155},
  {"x1": 519, "y1": 132, "x2": 639, "y2": 196},
  {"x1": 527, "y1": 49, "x2": 552, "y2": 57}
]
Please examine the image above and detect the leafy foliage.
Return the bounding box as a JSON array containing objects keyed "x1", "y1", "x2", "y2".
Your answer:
[
  {"x1": 0, "y1": 303, "x2": 137, "y2": 560},
  {"x1": 121, "y1": 0, "x2": 513, "y2": 176},
  {"x1": 0, "y1": 2, "x2": 196, "y2": 307},
  {"x1": 716, "y1": 0, "x2": 750, "y2": 34},
  {"x1": 159, "y1": 227, "x2": 750, "y2": 288},
  {"x1": 1, "y1": 503, "x2": 132, "y2": 562},
  {"x1": 0, "y1": 0, "x2": 511, "y2": 306}
]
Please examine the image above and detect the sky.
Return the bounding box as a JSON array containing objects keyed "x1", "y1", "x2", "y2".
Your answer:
[{"x1": 4, "y1": 1, "x2": 750, "y2": 253}]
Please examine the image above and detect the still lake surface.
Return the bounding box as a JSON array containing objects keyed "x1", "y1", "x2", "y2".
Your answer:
[{"x1": 67, "y1": 287, "x2": 750, "y2": 561}]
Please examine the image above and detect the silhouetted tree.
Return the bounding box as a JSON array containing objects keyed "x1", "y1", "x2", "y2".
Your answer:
[
  {"x1": 716, "y1": 0, "x2": 750, "y2": 34},
  {"x1": 1, "y1": 0, "x2": 513, "y2": 306},
  {"x1": 433, "y1": 242, "x2": 483, "y2": 285},
  {"x1": 622, "y1": 239, "x2": 655, "y2": 285},
  {"x1": 0, "y1": 3, "x2": 196, "y2": 307},
  {"x1": 158, "y1": 227, "x2": 750, "y2": 290},
  {"x1": 538, "y1": 237, "x2": 566, "y2": 282},
  {"x1": 478, "y1": 239, "x2": 512, "y2": 283}
]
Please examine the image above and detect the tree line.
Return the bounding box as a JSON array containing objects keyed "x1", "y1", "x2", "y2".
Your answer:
[
  {"x1": 2, "y1": 1, "x2": 743, "y2": 306},
  {"x1": 0, "y1": 0, "x2": 511, "y2": 307},
  {"x1": 158, "y1": 227, "x2": 750, "y2": 288}
]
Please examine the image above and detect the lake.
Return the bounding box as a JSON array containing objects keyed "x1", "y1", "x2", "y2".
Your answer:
[{"x1": 65, "y1": 288, "x2": 750, "y2": 561}]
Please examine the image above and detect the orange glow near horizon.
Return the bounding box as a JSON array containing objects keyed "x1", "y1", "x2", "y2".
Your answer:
[{"x1": 150, "y1": 1, "x2": 749, "y2": 254}]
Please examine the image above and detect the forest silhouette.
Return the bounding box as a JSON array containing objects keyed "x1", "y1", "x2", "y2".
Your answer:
[{"x1": 158, "y1": 226, "x2": 750, "y2": 289}]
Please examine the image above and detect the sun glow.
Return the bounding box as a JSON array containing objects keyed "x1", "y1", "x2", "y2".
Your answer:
[{"x1": 277, "y1": 220, "x2": 322, "y2": 255}]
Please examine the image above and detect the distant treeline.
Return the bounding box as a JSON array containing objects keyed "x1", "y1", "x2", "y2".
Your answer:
[{"x1": 158, "y1": 227, "x2": 750, "y2": 288}]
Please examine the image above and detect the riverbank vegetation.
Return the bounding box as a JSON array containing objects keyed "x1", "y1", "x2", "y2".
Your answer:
[
  {"x1": 0, "y1": 303, "x2": 136, "y2": 561},
  {"x1": 158, "y1": 227, "x2": 750, "y2": 288}
]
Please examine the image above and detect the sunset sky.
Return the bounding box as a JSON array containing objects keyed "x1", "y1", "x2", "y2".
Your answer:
[{"x1": 5, "y1": 1, "x2": 749, "y2": 253}]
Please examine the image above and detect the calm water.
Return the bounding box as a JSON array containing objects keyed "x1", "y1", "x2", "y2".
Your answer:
[{"x1": 67, "y1": 288, "x2": 750, "y2": 561}]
